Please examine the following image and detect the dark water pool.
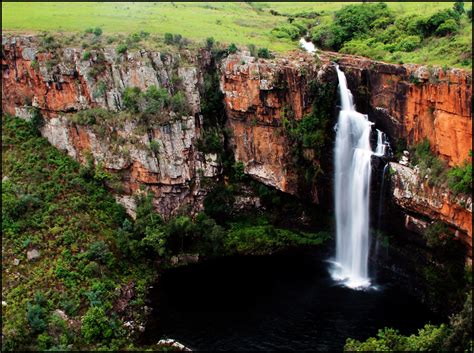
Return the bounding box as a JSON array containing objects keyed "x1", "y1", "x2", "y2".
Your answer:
[{"x1": 142, "y1": 249, "x2": 440, "y2": 351}]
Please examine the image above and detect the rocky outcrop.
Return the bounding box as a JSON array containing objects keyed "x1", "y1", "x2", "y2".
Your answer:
[
  {"x1": 1, "y1": 35, "x2": 220, "y2": 217},
  {"x1": 220, "y1": 51, "x2": 334, "y2": 198},
  {"x1": 390, "y1": 162, "x2": 472, "y2": 253},
  {"x1": 334, "y1": 55, "x2": 472, "y2": 167}
]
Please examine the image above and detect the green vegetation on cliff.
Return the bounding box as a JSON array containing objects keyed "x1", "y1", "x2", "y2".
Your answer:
[
  {"x1": 1, "y1": 115, "x2": 156, "y2": 351},
  {"x1": 409, "y1": 139, "x2": 472, "y2": 195},
  {"x1": 344, "y1": 292, "x2": 472, "y2": 351}
]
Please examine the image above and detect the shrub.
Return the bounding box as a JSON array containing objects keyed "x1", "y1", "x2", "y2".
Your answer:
[
  {"x1": 410, "y1": 139, "x2": 449, "y2": 188},
  {"x1": 197, "y1": 129, "x2": 222, "y2": 154},
  {"x1": 435, "y1": 19, "x2": 459, "y2": 36},
  {"x1": 201, "y1": 70, "x2": 225, "y2": 128},
  {"x1": 170, "y1": 91, "x2": 190, "y2": 116},
  {"x1": 149, "y1": 140, "x2": 160, "y2": 154},
  {"x1": 81, "y1": 307, "x2": 114, "y2": 343},
  {"x1": 27, "y1": 303, "x2": 47, "y2": 334},
  {"x1": 30, "y1": 60, "x2": 40, "y2": 72},
  {"x1": 164, "y1": 32, "x2": 174, "y2": 45},
  {"x1": 257, "y1": 47, "x2": 272, "y2": 58},
  {"x1": 93, "y1": 27, "x2": 102, "y2": 36},
  {"x1": 82, "y1": 50, "x2": 91, "y2": 60},
  {"x1": 122, "y1": 87, "x2": 142, "y2": 113},
  {"x1": 227, "y1": 43, "x2": 238, "y2": 54},
  {"x1": 144, "y1": 85, "x2": 170, "y2": 113},
  {"x1": 271, "y1": 21, "x2": 306, "y2": 40},
  {"x1": 423, "y1": 221, "x2": 450, "y2": 248},
  {"x1": 30, "y1": 107, "x2": 44, "y2": 133},
  {"x1": 448, "y1": 156, "x2": 472, "y2": 194},
  {"x1": 232, "y1": 161, "x2": 246, "y2": 181},
  {"x1": 247, "y1": 43, "x2": 257, "y2": 57},
  {"x1": 395, "y1": 35, "x2": 422, "y2": 52},
  {"x1": 205, "y1": 37, "x2": 215, "y2": 50},
  {"x1": 204, "y1": 185, "x2": 235, "y2": 221},
  {"x1": 453, "y1": 0, "x2": 465, "y2": 14},
  {"x1": 116, "y1": 44, "x2": 127, "y2": 54},
  {"x1": 85, "y1": 28, "x2": 93, "y2": 34}
]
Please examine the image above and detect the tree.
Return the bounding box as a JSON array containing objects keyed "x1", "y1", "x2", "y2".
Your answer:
[{"x1": 453, "y1": 0, "x2": 465, "y2": 14}]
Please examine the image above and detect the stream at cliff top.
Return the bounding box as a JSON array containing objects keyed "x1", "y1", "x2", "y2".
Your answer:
[{"x1": 142, "y1": 249, "x2": 439, "y2": 351}]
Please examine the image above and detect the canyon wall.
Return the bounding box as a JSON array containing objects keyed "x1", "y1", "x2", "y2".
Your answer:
[
  {"x1": 2, "y1": 36, "x2": 220, "y2": 218},
  {"x1": 220, "y1": 51, "x2": 472, "y2": 251},
  {"x1": 2, "y1": 35, "x2": 472, "y2": 251}
]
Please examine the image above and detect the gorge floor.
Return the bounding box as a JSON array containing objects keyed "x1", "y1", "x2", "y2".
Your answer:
[{"x1": 141, "y1": 248, "x2": 440, "y2": 351}]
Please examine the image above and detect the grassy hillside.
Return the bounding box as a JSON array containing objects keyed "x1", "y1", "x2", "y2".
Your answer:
[{"x1": 2, "y1": 2, "x2": 471, "y2": 68}]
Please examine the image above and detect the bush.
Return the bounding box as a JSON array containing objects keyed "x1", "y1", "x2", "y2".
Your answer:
[
  {"x1": 257, "y1": 47, "x2": 272, "y2": 58},
  {"x1": 435, "y1": 19, "x2": 459, "y2": 36},
  {"x1": 164, "y1": 33, "x2": 174, "y2": 45},
  {"x1": 30, "y1": 107, "x2": 44, "y2": 133},
  {"x1": 453, "y1": 0, "x2": 465, "y2": 15},
  {"x1": 93, "y1": 82, "x2": 107, "y2": 99},
  {"x1": 395, "y1": 35, "x2": 422, "y2": 52},
  {"x1": 144, "y1": 86, "x2": 169, "y2": 111},
  {"x1": 116, "y1": 44, "x2": 127, "y2": 55},
  {"x1": 85, "y1": 28, "x2": 93, "y2": 34},
  {"x1": 423, "y1": 221, "x2": 450, "y2": 248},
  {"x1": 247, "y1": 43, "x2": 257, "y2": 57},
  {"x1": 149, "y1": 140, "x2": 160, "y2": 154},
  {"x1": 205, "y1": 37, "x2": 214, "y2": 50},
  {"x1": 170, "y1": 91, "x2": 190, "y2": 116},
  {"x1": 86, "y1": 241, "x2": 114, "y2": 267},
  {"x1": 344, "y1": 324, "x2": 450, "y2": 351},
  {"x1": 197, "y1": 129, "x2": 222, "y2": 154},
  {"x1": 122, "y1": 87, "x2": 142, "y2": 113},
  {"x1": 81, "y1": 307, "x2": 114, "y2": 343},
  {"x1": 232, "y1": 161, "x2": 246, "y2": 181},
  {"x1": 271, "y1": 21, "x2": 306, "y2": 40},
  {"x1": 82, "y1": 50, "x2": 91, "y2": 60},
  {"x1": 93, "y1": 27, "x2": 102, "y2": 36},
  {"x1": 410, "y1": 139, "x2": 449, "y2": 188},
  {"x1": 227, "y1": 43, "x2": 238, "y2": 54},
  {"x1": 204, "y1": 185, "x2": 235, "y2": 221},
  {"x1": 27, "y1": 303, "x2": 47, "y2": 334},
  {"x1": 448, "y1": 155, "x2": 472, "y2": 194}
]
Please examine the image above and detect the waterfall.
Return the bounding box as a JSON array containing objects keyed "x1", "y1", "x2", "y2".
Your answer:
[
  {"x1": 374, "y1": 129, "x2": 386, "y2": 156},
  {"x1": 331, "y1": 65, "x2": 374, "y2": 289}
]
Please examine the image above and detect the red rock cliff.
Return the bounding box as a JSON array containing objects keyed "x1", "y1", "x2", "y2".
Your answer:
[
  {"x1": 2, "y1": 36, "x2": 220, "y2": 218},
  {"x1": 220, "y1": 51, "x2": 472, "y2": 250}
]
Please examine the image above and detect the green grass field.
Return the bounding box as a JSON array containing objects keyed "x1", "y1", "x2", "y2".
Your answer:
[
  {"x1": 1, "y1": 2, "x2": 471, "y2": 67},
  {"x1": 1, "y1": 2, "x2": 456, "y2": 51}
]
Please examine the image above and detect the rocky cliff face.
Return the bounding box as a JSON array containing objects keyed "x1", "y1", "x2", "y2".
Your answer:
[
  {"x1": 1, "y1": 35, "x2": 220, "y2": 218},
  {"x1": 334, "y1": 55, "x2": 472, "y2": 167},
  {"x1": 2, "y1": 36, "x2": 472, "y2": 251},
  {"x1": 220, "y1": 51, "x2": 472, "y2": 251},
  {"x1": 220, "y1": 51, "x2": 328, "y2": 197},
  {"x1": 390, "y1": 162, "x2": 472, "y2": 251}
]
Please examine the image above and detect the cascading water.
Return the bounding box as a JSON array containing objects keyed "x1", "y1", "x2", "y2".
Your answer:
[
  {"x1": 331, "y1": 65, "x2": 374, "y2": 289},
  {"x1": 374, "y1": 129, "x2": 387, "y2": 157}
]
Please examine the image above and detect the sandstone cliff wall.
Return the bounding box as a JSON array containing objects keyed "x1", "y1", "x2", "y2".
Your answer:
[
  {"x1": 2, "y1": 36, "x2": 220, "y2": 217},
  {"x1": 220, "y1": 51, "x2": 472, "y2": 249},
  {"x1": 2, "y1": 36, "x2": 472, "y2": 251}
]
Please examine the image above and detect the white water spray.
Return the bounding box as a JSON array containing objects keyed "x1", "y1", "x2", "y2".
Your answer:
[{"x1": 331, "y1": 65, "x2": 374, "y2": 289}]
